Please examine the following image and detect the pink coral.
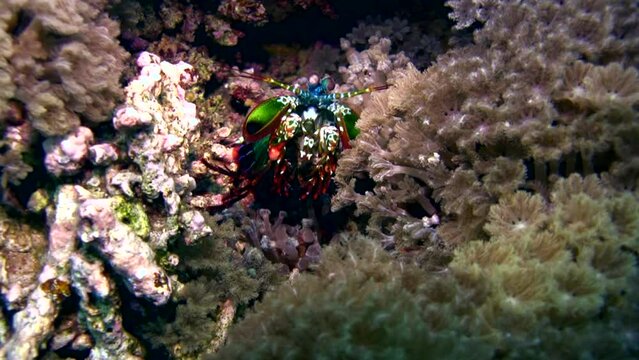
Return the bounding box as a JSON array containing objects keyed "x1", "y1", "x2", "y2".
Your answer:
[
  {"x1": 113, "y1": 106, "x2": 153, "y2": 130},
  {"x1": 243, "y1": 209, "x2": 322, "y2": 272},
  {"x1": 88, "y1": 143, "x2": 119, "y2": 165},
  {"x1": 43, "y1": 126, "x2": 94, "y2": 177}
]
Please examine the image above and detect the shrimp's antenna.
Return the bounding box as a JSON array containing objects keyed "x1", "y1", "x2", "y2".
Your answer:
[
  {"x1": 330, "y1": 84, "x2": 389, "y2": 100},
  {"x1": 232, "y1": 71, "x2": 302, "y2": 95}
]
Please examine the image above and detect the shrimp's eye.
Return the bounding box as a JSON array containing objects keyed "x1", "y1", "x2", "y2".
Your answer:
[{"x1": 321, "y1": 76, "x2": 335, "y2": 91}]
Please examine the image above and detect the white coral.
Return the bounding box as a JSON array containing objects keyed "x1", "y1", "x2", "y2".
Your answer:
[
  {"x1": 77, "y1": 195, "x2": 171, "y2": 305},
  {"x1": 105, "y1": 52, "x2": 209, "y2": 244}
]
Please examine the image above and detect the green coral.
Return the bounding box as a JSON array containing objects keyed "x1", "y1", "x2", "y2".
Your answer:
[
  {"x1": 26, "y1": 189, "x2": 50, "y2": 214},
  {"x1": 140, "y1": 173, "x2": 159, "y2": 200},
  {"x1": 112, "y1": 196, "x2": 150, "y2": 238}
]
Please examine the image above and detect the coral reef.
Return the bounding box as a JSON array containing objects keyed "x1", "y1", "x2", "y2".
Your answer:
[
  {"x1": 0, "y1": 0, "x2": 637, "y2": 359},
  {"x1": 0, "y1": 51, "x2": 239, "y2": 359},
  {"x1": 0, "y1": 208, "x2": 47, "y2": 310},
  {"x1": 0, "y1": 112, "x2": 34, "y2": 187},
  {"x1": 215, "y1": 176, "x2": 639, "y2": 358},
  {"x1": 77, "y1": 194, "x2": 171, "y2": 305},
  {"x1": 0, "y1": 0, "x2": 128, "y2": 203},
  {"x1": 70, "y1": 253, "x2": 144, "y2": 359},
  {"x1": 218, "y1": 0, "x2": 267, "y2": 25},
  {"x1": 1, "y1": 0, "x2": 128, "y2": 136},
  {"x1": 333, "y1": 0, "x2": 639, "y2": 250},
  {"x1": 43, "y1": 126, "x2": 94, "y2": 177},
  {"x1": 112, "y1": 0, "x2": 246, "y2": 142},
  {"x1": 143, "y1": 218, "x2": 280, "y2": 359},
  {"x1": 123, "y1": 0, "x2": 268, "y2": 48},
  {"x1": 107, "y1": 51, "x2": 212, "y2": 246},
  {"x1": 1, "y1": 186, "x2": 80, "y2": 360}
]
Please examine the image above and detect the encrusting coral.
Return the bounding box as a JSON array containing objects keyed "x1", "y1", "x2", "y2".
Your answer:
[
  {"x1": 70, "y1": 253, "x2": 144, "y2": 359},
  {"x1": 107, "y1": 51, "x2": 212, "y2": 246},
  {"x1": 43, "y1": 126, "x2": 94, "y2": 177},
  {"x1": 0, "y1": 50, "x2": 242, "y2": 358},
  {"x1": 77, "y1": 193, "x2": 172, "y2": 305},
  {"x1": 333, "y1": 0, "x2": 639, "y2": 250},
  {"x1": 0, "y1": 183, "x2": 174, "y2": 358}
]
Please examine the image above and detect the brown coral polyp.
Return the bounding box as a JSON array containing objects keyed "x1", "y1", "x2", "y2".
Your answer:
[{"x1": 484, "y1": 192, "x2": 547, "y2": 238}]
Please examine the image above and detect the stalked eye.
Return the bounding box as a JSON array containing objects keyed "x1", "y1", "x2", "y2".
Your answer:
[
  {"x1": 320, "y1": 76, "x2": 335, "y2": 91},
  {"x1": 308, "y1": 74, "x2": 320, "y2": 85},
  {"x1": 302, "y1": 119, "x2": 315, "y2": 134},
  {"x1": 243, "y1": 96, "x2": 294, "y2": 142}
]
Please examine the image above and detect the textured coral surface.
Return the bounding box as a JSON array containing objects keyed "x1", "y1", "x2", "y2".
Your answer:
[
  {"x1": 334, "y1": 0, "x2": 639, "y2": 248},
  {"x1": 217, "y1": 177, "x2": 638, "y2": 358}
]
